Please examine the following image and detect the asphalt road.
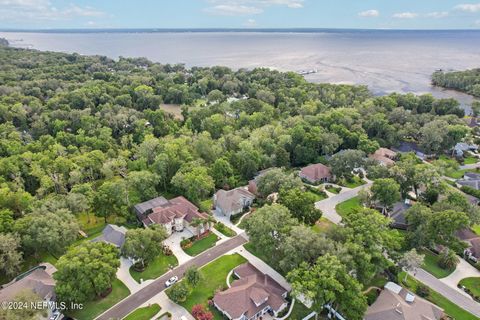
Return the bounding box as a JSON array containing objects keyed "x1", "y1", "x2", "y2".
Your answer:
[{"x1": 96, "y1": 234, "x2": 248, "y2": 320}]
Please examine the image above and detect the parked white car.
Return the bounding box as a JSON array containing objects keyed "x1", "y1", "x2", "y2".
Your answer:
[{"x1": 165, "y1": 276, "x2": 178, "y2": 287}]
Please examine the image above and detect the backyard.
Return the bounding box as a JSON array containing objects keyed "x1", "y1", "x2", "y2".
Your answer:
[
  {"x1": 174, "y1": 253, "x2": 247, "y2": 320},
  {"x1": 69, "y1": 278, "x2": 131, "y2": 320},
  {"x1": 399, "y1": 272, "x2": 479, "y2": 320},
  {"x1": 183, "y1": 233, "x2": 219, "y2": 256},
  {"x1": 335, "y1": 196, "x2": 362, "y2": 217},
  {"x1": 129, "y1": 253, "x2": 179, "y2": 283}
]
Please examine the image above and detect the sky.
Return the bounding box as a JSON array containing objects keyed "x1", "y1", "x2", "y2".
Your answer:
[{"x1": 0, "y1": 0, "x2": 480, "y2": 30}]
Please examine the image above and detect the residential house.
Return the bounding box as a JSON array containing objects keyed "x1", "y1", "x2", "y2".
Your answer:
[
  {"x1": 389, "y1": 199, "x2": 414, "y2": 230},
  {"x1": 369, "y1": 148, "x2": 397, "y2": 166},
  {"x1": 0, "y1": 263, "x2": 57, "y2": 311},
  {"x1": 364, "y1": 282, "x2": 443, "y2": 320},
  {"x1": 92, "y1": 224, "x2": 127, "y2": 248},
  {"x1": 394, "y1": 141, "x2": 433, "y2": 160},
  {"x1": 456, "y1": 172, "x2": 480, "y2": 190},
  {"x1": 299, "y1": 163, "x2": 332, "y2": 184},
  {"x1": 213, "y1": 263, "x2": 289, "y2": 320},
  {"x1": 213, "y1": 187, "x2": 255, "y2": 219},
  {"x1": 134, "y1": 196, "x2": 211, "y2": 236},
  {"x1": 457, "y1": 228, "x2": 480, "y2": 263},
  {"x1": 248, "y1": 168, "x2": 275, "y2": 195},
  {"x1": 453, "y1": 142, "x2": 478, "y2": 158}
]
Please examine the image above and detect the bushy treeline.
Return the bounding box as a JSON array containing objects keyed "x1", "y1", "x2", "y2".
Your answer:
[{"x1": 432, "y1": 68, "x2": 480, "y2": 97}]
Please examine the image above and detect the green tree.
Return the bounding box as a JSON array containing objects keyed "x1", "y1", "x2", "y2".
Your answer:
[
  {"x1": 287, "y1": 254, "x2": 367, "y2": 320},
  {"x1": 171, "y1": 165, "x2": 215, "y2": 202},
  {"x1": 210, "y1": 158, "x2": 235, "y2": 188},
  {"x1": 14, "y1": 208, "x2": 79, "y2": 256},
  {"x1": 256, "y1": 168, "x2": 302, "y2": 198},
  {"x1": 93, "y1": 178, "x2": 129, "y2": 223},
  {"x1": 398, "y1": 249, "x2": 424, "y2": 282},
  {"x1": 185, "y1": 265, "x2": 201, "y2": 287},
  {"x1": 370, "y1": 178, "x2": 401, "y2": 214},
  {"x1": 278, "y1": 187, "x2": 322, "y2": 225},
  {"x1": 122, "y1": 225, "x2": 169, "y2": 269},
  {"x1": 168, "y1": 281, "x2": 190, "y2": 303},
  {"x1": 0, "y1": 233, "x2": 23, "y2": 277},
  {"x1": 54, "y1": 242, "x2": 120, "y2": 304},
  {"x1": 330, "y1": 149, "x2": 365, "y2": 181},
  {"x1": 244, "y1": 204, "x2": 299, "y2": 263},
  {"x1": 0, "y1": 289, "x2": 46, "y2": 320},
  {"x1": 438, "y1": 248, "x2": 459, "y2": 270},
  {"x1": 0, "y1": 208, "x2": 14, "y2": 233}
]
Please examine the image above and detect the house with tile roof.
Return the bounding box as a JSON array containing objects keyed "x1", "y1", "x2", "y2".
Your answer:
[
  {"x1": 213, "y1": 262, "x2": 289, "y2": 320},
  {"x1": 299, "y1": 163, "x2": 332, "y2": 184},
  {"x1": 369, "y1": 147, "x2": 397, "y2": 166},
  {"x1": 213, "y1": 187, "x2": 255, "y2": 219},
  {"x1": 134, "y1": 196, "x2": 210, "y2": 236},
  {"x1": 365, "y1": 282, "x2": 443, "y2": 320}
]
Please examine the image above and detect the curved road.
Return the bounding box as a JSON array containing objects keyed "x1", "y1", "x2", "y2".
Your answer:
[{"x1": 96, "y1": 234, "x2": 248, "y2": 320}]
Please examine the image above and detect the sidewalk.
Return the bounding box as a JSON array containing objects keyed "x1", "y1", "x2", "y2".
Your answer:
[{"x1": 441, "y1": 258, "x2": 480, "y2": 298}]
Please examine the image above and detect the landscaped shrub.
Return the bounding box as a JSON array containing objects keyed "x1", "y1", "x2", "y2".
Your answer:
[
  {"x1": 438, "y1": 248, "x2": 459, "y2": 270},
  {"x1": 180, "y1": 238, "x2": 192, "y2": 249},
  {"x1": 415, "y1": 283, "x2": 430, "y2": 297}
]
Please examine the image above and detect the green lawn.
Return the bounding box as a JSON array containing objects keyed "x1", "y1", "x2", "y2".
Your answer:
[
  {"x1": 69, "y1": 278, "x2": 130, "y2": 320},
  {"x1": 325, "y1": 185, "x2": 341, "y2": 194},
  {"x1": 464, "y1": 156, "x2": 479, "y2": 165},
  {"x1": 398, "y1": 272, "x2": 479, "y2": 320},
  {"x1": 312, "y1": 217, "x2": 334, "y2": 234},
  {"x1": 305, "y1": 189, "x2": 328, "y2": 201},
  {"x1": 129, "y1": 253, "x2": 179, "y2": 283},
  {"x1": 124, "y1": 304, "x2": 161, "y2": 320},
  {"x1": 184, "y1": 233, "x2": 219, "y2": 256},
  {"x1": 420, "y1": 249, "x2": 455, "y2": 279},
  {"x1": 198, "y1": 198, "x2": 213, "y2": 212},
  {"x1": 340, "y1": 176, "x2": 366, "y2": 188},
  {"x1": 173, "y1": 253, "x2": 247, "y2": 320},
  {"x1": 287, "y1": 300, "x2": 314, "y2": 320},
  {"x1": 335, "y1": 196, "x2": 362, "y2": 217},
  {"x1": 459, "y1": 277, "x2": 480, "y2": 297},
  {"x1": 472, "y1": 225, "x2": 480, "y2": 235},
  {"x1": 214, "y1": 222, "x2": 237, "y2": 237}
]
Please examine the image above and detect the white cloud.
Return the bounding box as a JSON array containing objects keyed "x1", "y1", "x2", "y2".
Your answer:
[
  {"x1": 392, "y1": 12, "x2": 418, "y2": 19},
  {"x1": 476, "y1": 19, "x2": 480, "y2": 26},
  {"x1": 425, "y1": 11, "x2": 449, "y2": 18},
  {"x1": 244, "y1": 18, "x2": 257, "y2": 26},
  {"x1": 455, "y1": 3, "x2": 480, "y2": 12},
  {"x1": 0, "y1": 0, "x2": 104, "y2": 22},
  {"x1": 204, "y1": 0, "x2": 303, "y2": 16},
  {"x1": 358, "y1": 9, "x2": 379, "y2": 17}
]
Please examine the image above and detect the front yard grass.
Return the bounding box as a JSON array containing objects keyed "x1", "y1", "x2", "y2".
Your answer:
[
  {"x1": 69, "y1": 278, "x2": 130, "y2": 320},
  {"x1": 335, "y1": 196, "x2": 362, "y2": 217},
  {"x1": 124, "y1": 304, "x2": 161, "y2": 320},
  {"x1": 174, "y1": 253, "x2": 247, "y2": 320},
  {"x1": 305, "y1": 188, "x2": 328, "y2": 201},
  {"x1": 312, "y1": 217, "x2": 334, "y2": 234},
  {"x1": 464, "y1": 156, "x2": 479, "y2": 165},
  {"x1": 214, "y1": 222, "x2": 237, "y2": 237},
  {"x1": 130, "y1": 253, "x2": 179, "y2": 283},
  {"x1": 459, "y1": 277, "x2": 480, "y2": 297},
  {"x1": 472, "y1": 225, "x2": 480, "y2": 236},
  {"x1": 398, "y1": 272, "x2": 479, "y2": 320},
  {"x1": 183, "y1": 233, "x2": 219, "y2": 256},
  {"x1": 420, "y1": 249, "x2": 455, "y2": 279},
  {"x1": 339, "y1": 176, "x2": 366, "y2": 188}
]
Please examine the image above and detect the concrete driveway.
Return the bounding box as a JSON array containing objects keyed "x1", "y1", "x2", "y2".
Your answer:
[
  {"x1": 440, "y1": 258, "x2": 480, "y2": 298},
  {"x1": 163, "y1": 229, "x2": 195, "y2": 265},
  {"x1": 96, "y1": 234, "x2": 248, "y2": 320}
]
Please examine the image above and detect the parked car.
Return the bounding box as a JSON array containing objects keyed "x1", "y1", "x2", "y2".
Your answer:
[{"x1": 165, "y1": 276, "x2": 178, "y2": 287}]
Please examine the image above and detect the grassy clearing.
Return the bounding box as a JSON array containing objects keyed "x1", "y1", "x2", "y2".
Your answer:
[
  {"x1": 183, "y1": 233, "x2": 219, "y2": 256},
  {"x1": 130, "y1": 253, "x2": 178, "y2": 283},
  {"x1": 69, "y1": 278, "x2": 130, "y2": 320},
  {"x1": 420, "y1": 249, "x2": 455, "y2": 279},
  {"x1": 335, "y1": 196, "x2": 362, "y2": 217},
  {"x1": 174, "y1": 253, "x2": 247, "y2": 320},
  {"x1": 398, "y1": 272, "x2": 479, "y2": 320},
  {"x1": 124, "y1": 304, "x2": 161, "y2": 320},
  {"x1": 214, "y1": 222, "x2": 237, "y2": 237},
  {"x1": 312, "y1": 217, "x2": 334, "y2": 234}
]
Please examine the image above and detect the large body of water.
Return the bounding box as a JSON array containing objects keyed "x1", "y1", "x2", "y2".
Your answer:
[{"x1": 2, "y1": 29, "x2": 479, "y2": 106}]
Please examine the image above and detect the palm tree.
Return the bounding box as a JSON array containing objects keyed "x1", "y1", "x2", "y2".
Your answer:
[
  {"x1": 204, "y1": 215, "x2": 216, "y2": 231},
  {"x1": 190, "y1": 218, "x2": 203, "y2": 238}
]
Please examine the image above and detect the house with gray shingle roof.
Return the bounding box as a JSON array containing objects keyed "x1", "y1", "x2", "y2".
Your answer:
[
  {"x1": 92, "y1": 224, "x2": 127, "y2": 248},
  {"x1": 213, "y1": 187, "x2": 255, "y2": 219}
]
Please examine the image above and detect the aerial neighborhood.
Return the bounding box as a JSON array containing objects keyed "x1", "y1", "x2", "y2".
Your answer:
[{"x1": 3, "y1": 43, "x2": 480, "y2": 320}]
